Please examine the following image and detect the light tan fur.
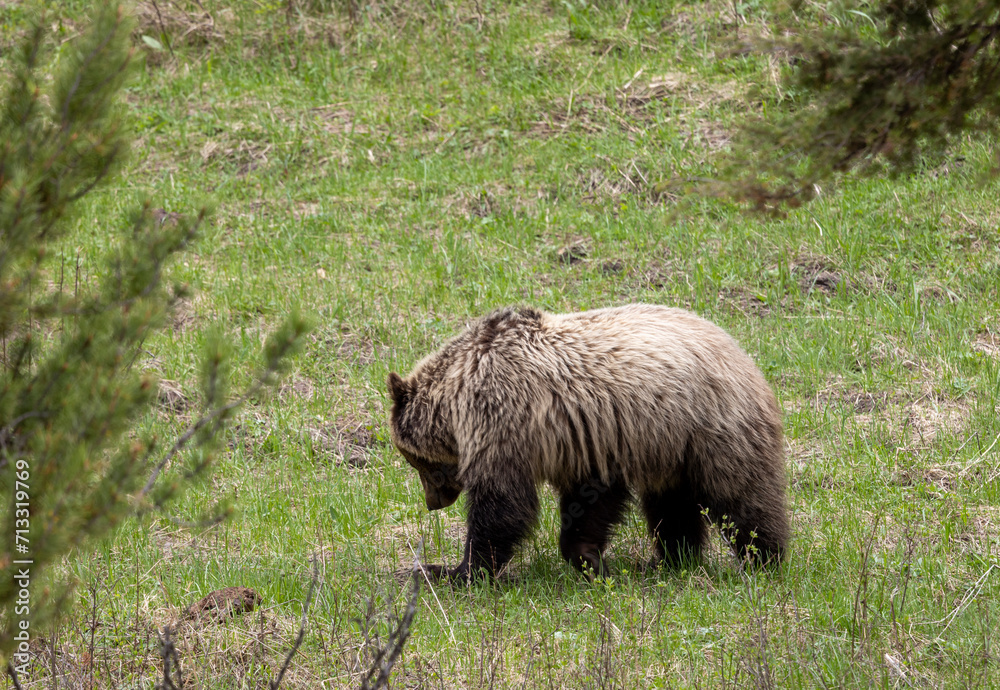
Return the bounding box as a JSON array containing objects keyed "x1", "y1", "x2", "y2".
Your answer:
[{"x1": 395, "y1": 304, "x2": 782, "y2": 492}]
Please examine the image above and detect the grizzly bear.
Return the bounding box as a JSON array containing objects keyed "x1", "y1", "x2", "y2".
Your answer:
[{"x1": 387, "y1": 304, "x2": 787, "y2": 582}]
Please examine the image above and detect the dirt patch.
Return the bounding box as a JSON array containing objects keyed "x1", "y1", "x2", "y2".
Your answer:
[
  {"x1": 464, "y1": 188, "x2": 500, "y2": 218},
  {"x1": 149, "y1": 603, "x2": 310, "y2": 688},
  {"x1": 898, "y1": 395, "x2": 969, "y2": 450},
  {"x1": 802, "y1": 270, "x2": 844, "y2": 294},
  {"x1": 617, "y1": 72, "x2": 745, "y2": 115},
  {"x1": 809, "y1": 379, "x2": 968, "y2": 450},
  {"x1": 157, "y1": 378, "x2": 191, "y2": 412},
  {"x1": 531, "y1": 85, "x2": 718, "y2": 138},
  {"x1": 281, "y1": 12, "x2": 350, "y2": 50},
  {"x1": 786, "y1": 253, "x2": 900, "y2": 299},
  {"x1": 718, "y1": 286, "x2": 774, "y2": 318},
  {"x1": 580, "y1": 163, "x2": 648, "y2": 202},
  {"x1": 236, "y1": 8, "x2": 350, "y2": 60},
  {"x1": 786, "y1": 440, "x2": 845, "y2": 491},
  {"x1": 616, "y1": 253, "x2": 681, "y2": 290},
  {"x1": 168, "y1": 296, "x2": 199, "y2": 333},
  {"x1": 926, "y1": 155, "x2": 967, "y2": 179},
  {"x1": 917, "y1": 281, "x2": 961, "y2": 304},
  {"x1": 293, "y1": 201, "x2": 323, "y2": 220},
  {"x1": 867, "y1": 337, "x2": 922, "y2": 373},
  {"x1": 183, "y1": 587, "x2": 261, "y2": 623},
  {"x1": 531, "y1": 96, "x2": 612, "y2": 137},
  {"x1": 811, "y1": 386, "x2": 891, "y2": 415},
  {"x1": 315, "y1": 326, "x2": 384, "y2": 367},
  {"x1": 545, "y1": 235, "x2": 591, "y2": 267},
  {"x1": 279, "y1": 376, "x2": 315, "y2": 401},
  {"x1": 973, "y1": 330, "x2": 1000, "y2": 358},
  {"x1": 311, "y1": 104, "x2": 376, "y2": 135},
  {"x1": 382, "y1": 515, "x2": 467, "y2": 572},
  {"x1": 307, "y1": 418, "x2": 379, "y2": 469},
  {"x1": 961, "y1": 505, "x2": 1000, "y2": 548},
  {"x1": 441, "y1": 182, "x2": 538, "y2": 220},
  {"x1": 335, "y1": 333, "x2": 378, "y2": 365},
  {"x1": 790, "y1": 254, "x2": 847, "y2": 295},
  {"x1": 684, "y1": 118, "x2": 731, "y2": 151},
  {"x1": 553, "y1": 242, "x2": 588, "y2": 265},
  {"x1": 617, "y1": 72, "x2": 686, "y2": 110},
  {"x1": 659, "y1": 10, "x2": 705, "y2": 45},
  {"x1": 814, "y1": 387, "x2": 970, "y2": 460},
  {"x1": 601, "y1": 259, "x2": 624, "y2": 275},
  {"x1": 894, "y1": 466, "x2": 958, "y2": 493},
  {"x1": 943, "y1": 210, "x2": 1000, "y2": 253},
  {"x1": 151, "y1": 526, "x2": 215, "y2": 563},
  {"x1": 200, "y1": 137, "x2": 272, "y2": 177}
]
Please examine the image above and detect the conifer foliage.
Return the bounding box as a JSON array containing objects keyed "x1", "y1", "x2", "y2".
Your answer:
[
  {"x1": 727, "y1": 0, "x2": 1000, "y2": 210},
  {"x1": 0, "y1": 2, "x2": 307, "y2": 665}
]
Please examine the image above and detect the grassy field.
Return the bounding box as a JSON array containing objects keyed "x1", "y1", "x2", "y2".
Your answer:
[{"x1": 4, "y1": 0, "x2": 1000, "y2": 687}]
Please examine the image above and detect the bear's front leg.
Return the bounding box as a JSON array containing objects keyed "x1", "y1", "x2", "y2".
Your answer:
[
  {"x1": 559, "y1": 480, "x2": 631, "y2": 579},
  {"x1": 447, "y1": 473, "x2": 539, "y2": 583}
]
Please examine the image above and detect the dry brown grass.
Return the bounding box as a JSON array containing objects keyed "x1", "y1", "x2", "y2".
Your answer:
[{"x1": 135, "y1": 0, "x2": 228, "y2": 66}]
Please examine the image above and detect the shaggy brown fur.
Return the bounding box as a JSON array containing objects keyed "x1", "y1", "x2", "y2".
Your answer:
[{"x1": 388, "y1": 304, "x2": 788, "y2": 581}]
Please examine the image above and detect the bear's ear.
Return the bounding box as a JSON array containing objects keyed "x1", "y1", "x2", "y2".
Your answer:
[{"x1": 387, "y1": 372, "x2": 414, "y2": 406}]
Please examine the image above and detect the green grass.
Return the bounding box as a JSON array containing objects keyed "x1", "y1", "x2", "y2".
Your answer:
[{"x1": 5, "y1": 0, "x2": 1000, "y2": 687}]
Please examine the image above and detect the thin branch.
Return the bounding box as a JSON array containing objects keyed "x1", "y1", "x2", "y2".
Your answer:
[
  {"x1": 155, "y1": 624, "x2": 184, "y2": 690},
  {"x1": 150, "y1": 0, "x2": 177, "y2": 60},
  {"x1": 269, "y1": 556, "x2": 321, "y2": 689},
  {"x1": 141, "y1": 313, "x2": 300, "y2": 499},
  {"x1": 140, "y1": 376, "x2": 265, "y2": 497},
  {"x1": 0, "y1": 410, "x2": 50, "y2": 449},
  {"x1": 66, "y1": 139, "x2": 125, "y2": 202},
  {"x1": 360, "y1": 546, "x2": 423, "y2": 690},
  {"x1": 5, "y1": 663, "x2": 23, "y2": 690}
]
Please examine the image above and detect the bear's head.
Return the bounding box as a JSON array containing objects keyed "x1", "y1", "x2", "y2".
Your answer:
[{"x1": 388, "y1": 371, "x2": 463, "y2": 510}]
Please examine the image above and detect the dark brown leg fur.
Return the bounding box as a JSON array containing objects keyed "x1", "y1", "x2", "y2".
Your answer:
[
  {"x1": 447, "y1": 472, "x2": 539, "y2": 583},
  {"x1": 641, "y1": 483, "x2": 708, "y2": 567},
  {"x1": 558, "y1": 480, "x2": 631, "y2": 578}
]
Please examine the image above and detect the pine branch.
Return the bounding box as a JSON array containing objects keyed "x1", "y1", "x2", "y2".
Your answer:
[{"x1": 714, "y1": 0, "x2": 1000, "y2": 211}]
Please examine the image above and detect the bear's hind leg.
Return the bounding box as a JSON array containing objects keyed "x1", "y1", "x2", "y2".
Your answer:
[
  {"x1": 702, "y1": 495, "x2": 787, "y2": 566},
  {"x1": 559, "y1": 480, "x2": 631, "y2": 579},
  {"x1": 642, "y1": 485, "x2": 707, "y2": 567}
]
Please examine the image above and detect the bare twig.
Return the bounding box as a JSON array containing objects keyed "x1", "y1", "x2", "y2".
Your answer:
[
  {"x1": 957, "y1": 430, "x2": 1000, "y2": 478},
  {"x1": 5, "y1": 663, "x2": 23, "y2": 690},
  {"x1": 408, "y1": 543, "x2": 456, "y2": 643},
  {"x1": 927, "y1": 564, "x2": 997, "y2": 636},
  {"x1": 155, "y1": 624, "x2": 184, "y2": 690},
  {"x1": 87, "y1": 580, "x2": 100, "y2": 690},
  {"x1": 852, "y1": 511, "x2": 883, "y2": 658},
  {"x1": 360, "y1": 546, "x2": 424, "y2": 690},
  {"x1": 150, "y1": 0, "x2": 177, "y2": 59},
  {"x1": 270, "y1": 557, "x2": 321, "y2": 689}
]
